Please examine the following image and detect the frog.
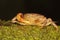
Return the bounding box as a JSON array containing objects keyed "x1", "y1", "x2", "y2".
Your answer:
[{"x1": 11, "y1": 13, "x2": 58, "y2": 30}]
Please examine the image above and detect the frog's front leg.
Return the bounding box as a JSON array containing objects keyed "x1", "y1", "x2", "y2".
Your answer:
[
  {"x1": 11, "y1": 17, "x2": 31, "y2": 25},
  {"x1": 11, "y1": 17, "x2": 26, "y2": 25},
  {"x1": 11, "y1": 16, "x2": 17, "y2": 23},
  {"x1": 46, "y1": 18, "x2": 58, "y2": 30},
  {"x1": 11, "y1": 13, "x2": 24, "y2": 23}
]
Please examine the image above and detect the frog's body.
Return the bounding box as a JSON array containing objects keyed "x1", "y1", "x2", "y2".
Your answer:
[{"x1": 11, "y1": 13, "x2": 58, "y2": 30}]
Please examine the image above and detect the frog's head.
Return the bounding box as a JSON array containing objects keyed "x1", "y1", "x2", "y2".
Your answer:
[
  {"x1": 17, "y1": 13, "x2": 23, "y2": 18},
  {"x1": 16, "y1": 13, "x2": 24, "y2": 22}
]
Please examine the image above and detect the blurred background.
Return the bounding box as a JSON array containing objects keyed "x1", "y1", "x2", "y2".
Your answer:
[{"x1": 0, "y1": 0, "x2": 60, "y2": 25}]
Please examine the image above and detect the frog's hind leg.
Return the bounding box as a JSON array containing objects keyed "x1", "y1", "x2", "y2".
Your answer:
[
  {"x1": 46, "y1": 18, "x2": 58, "y2": 30},
  {"x1": 38, "y1": 19, "x2": 47, "y2": 29}
]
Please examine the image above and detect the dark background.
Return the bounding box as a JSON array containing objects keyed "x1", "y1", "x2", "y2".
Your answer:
[{"x1": 0, "y1": 0, "x2": 60, "y2": 25}]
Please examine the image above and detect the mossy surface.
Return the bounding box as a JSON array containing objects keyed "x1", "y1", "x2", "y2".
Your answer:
[{"x1": 0, "y1": 20, "x2": 60, "y2": 40}]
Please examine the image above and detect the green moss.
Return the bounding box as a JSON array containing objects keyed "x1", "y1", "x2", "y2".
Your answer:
[
  {"x1": 0, "y1": 25, "x2": 60, "y2": 40},
  {"x1": 0, "y1": 20, "x2": 60, "y2": 40}
]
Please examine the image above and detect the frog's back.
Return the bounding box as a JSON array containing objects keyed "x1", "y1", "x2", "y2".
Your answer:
[
  {"x1": 24, "y1": 13, "x2": 46, "y2": 20},
  {"x1": 23, "y1": 13, "x2": 47, "y2": 25}
]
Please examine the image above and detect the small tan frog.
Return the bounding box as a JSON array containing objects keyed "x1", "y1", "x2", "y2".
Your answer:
[{"x1": 11, "y1": 13, "x2": 58, "y2": 30}]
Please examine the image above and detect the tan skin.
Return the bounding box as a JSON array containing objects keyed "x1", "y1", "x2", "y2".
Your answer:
[{"x1": 11, "y1": 13, "x2": 58, "y2": 30}]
